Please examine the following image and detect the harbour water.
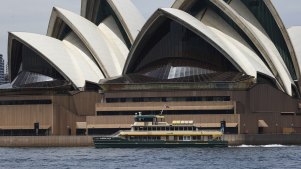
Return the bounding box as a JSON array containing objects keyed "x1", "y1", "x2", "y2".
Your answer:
[{"x1": 0, "y1": 145, "x2": 300, "y2": 169}]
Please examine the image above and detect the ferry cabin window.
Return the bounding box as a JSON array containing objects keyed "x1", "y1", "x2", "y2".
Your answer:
[
  {"x1": 208, "y1": 136, "x2": 213, "y2": 141},
  {"x1": 215, "y1": 137, "x2": 221, "y2": 141},
  {"x1": 184, "y1": 136, "x2": 191, "y2": 141},
  {"x1": 135, "y1": 116, "x2": 153, "y2": 122},
  {"x1": 179, "y1": 136, "x2": 192, "y2": 141},
  {"x1": 133, "y1": 136, "x2": 161, "y2": 141}
]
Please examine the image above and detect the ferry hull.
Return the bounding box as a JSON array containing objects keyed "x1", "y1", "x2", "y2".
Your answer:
[{"x1": 93, "y1": 138, "x2": 228, "y2": 148}]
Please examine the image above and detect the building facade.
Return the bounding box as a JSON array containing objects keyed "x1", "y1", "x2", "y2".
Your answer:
[{"x1": 0, "y1": 0, "x2": 301, "y2": 136}]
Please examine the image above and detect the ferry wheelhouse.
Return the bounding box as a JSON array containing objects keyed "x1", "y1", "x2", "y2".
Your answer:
[{"x1": 93, "y1": 113, "x2": 228, "y2": 148}]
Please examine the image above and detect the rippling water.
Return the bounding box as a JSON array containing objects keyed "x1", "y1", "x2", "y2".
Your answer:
[{"x1": 0, "y1": 145, "x2": 300, "y2": 169}]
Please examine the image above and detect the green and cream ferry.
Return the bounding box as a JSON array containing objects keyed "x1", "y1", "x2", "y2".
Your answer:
[{"x1": 93, "y1": 113, "x2": 228, "y2": 148}]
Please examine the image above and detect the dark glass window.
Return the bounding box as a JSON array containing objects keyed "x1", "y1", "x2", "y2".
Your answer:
[
  {"x1": 52, "y1": 18, "x2": 71, "y2": 40},
  {"x1": 11, "y1": 40, "x2": 23, "y2": 80},
  {"x1": 21, "y1": 45, "x2": 64, "y2": 80},
  {"x1": 12, "y1": 71, "x2": 68, "y2": 88},
  {"x1": 97, "y1": 110, "x2": 234, "y2": 116},
  {"x1": 128, "y1": 19, "x2": 238, "y2": 75},
  {"x1": 92, "y1": 0, "x2": 131, "y2": 49},
  {"x1": 241, "y1": 0, "x2": 296, "y2": 80},
  {"x1": 106, "y1": 96, "x2": 230, "y2": 103},
  {"x1": 0, "y1": 129, "x2": 49, "y2": 136},
  {"x1": 0, "y1": 100, "x2": 52, "y2": 105}
]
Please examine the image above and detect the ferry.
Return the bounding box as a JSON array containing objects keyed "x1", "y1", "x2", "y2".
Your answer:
[{"x1": 93, "y1": 113, "x2": 228, "y2": 148}]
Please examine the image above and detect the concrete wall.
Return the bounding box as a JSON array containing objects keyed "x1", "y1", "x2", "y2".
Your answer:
[
  {"x1": 0, "y1": 84, "x2": 300, "y2": 136},
  {"x1": 53, "y1": 92, "x2": 101, "y2": 116},
  {"x1": 240, "y1": 113, "x2": 301, "y2": 134},
  {"x1": 52, "y1": 91, "x2": 100, "y2": 135},
  {"x1": 0, "y1": 136, "x2": 93, "y2": 147},
  {"x1": 0, "y1": 91, "x2": 100, "y2": 136},
  {"x1": 0, "y1": 95, "x2": 53, "y2": 130},
  {"x1": 225, "y1": 134, "x2": 301, "y2": 146},
  {"x1": 101, "y1": 84, "x2": 301, "y2": 135}
]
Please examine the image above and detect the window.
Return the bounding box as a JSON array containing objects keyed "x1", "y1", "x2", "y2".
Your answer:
[
  {"x1": 105, "y1": 96, "x2": 230, "y2": 103},
  {"x1": 0, "y1": 100, "x2": 52, "y2": 105}
]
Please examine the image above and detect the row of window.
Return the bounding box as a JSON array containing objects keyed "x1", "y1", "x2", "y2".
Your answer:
[
  {"x1": 126, "y1": 136, "x2": 215, "y2": 141},
  {"x1": 0, "y1": 129, "x2": 50, "y2": 136},
  {"x1": 97, "y1": 110, "x2": 234, "y2": 116},
  {"x1": 128, "y1": 136, "x2": 161, "y2": 141},
  {"x1": 106, "y1": 96, "x2": 230, "y2": 103},
  {"x1": 0, "y1": 100, "x2": 52, "y2": 105}
]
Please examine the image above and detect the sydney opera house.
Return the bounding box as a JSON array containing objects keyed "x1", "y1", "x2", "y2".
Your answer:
[{"x1": 0, "y1": 0, "x2": 301, "y2": 136}]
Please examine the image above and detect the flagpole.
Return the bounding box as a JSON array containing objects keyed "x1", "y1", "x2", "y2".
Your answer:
[{"x1": 160, "y1": 104, "x2": 168, "y2": 115}]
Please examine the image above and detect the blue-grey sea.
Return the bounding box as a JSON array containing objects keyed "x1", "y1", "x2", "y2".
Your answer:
[{"x1": 0, "y1": 145, "x2": 300, "y2": 169}]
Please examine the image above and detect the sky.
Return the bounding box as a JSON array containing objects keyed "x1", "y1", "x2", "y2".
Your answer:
[{"x1": 0, "y1": 0, "x2": 300, "y2": 66}]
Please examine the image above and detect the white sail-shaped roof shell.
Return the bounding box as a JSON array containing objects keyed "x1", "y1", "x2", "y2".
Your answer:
[
  {"x1": 172, "y1": 0, "x2": 295, "y2": 95},
  {"x1": 8, "y1": 32, "x2": 104, "y2": 89},
  {"x1": 211, "y1": 0, "x2": 294, "y2": 95},
  {"x1": 125, "y1": 8, "x2": 274, "y2": 84},
  {"x1": 47, "y1": 7, "x2": 126, "y2": 77},
  {"x1": 263, "y1": 0, "x2": 299, "y2": 80},
  {"x1": 80, "y1": 0, "x2": 145, "y2": 44},
  {"x1": 288, "y1": 27, "x2": 301, "y2": 76}
]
